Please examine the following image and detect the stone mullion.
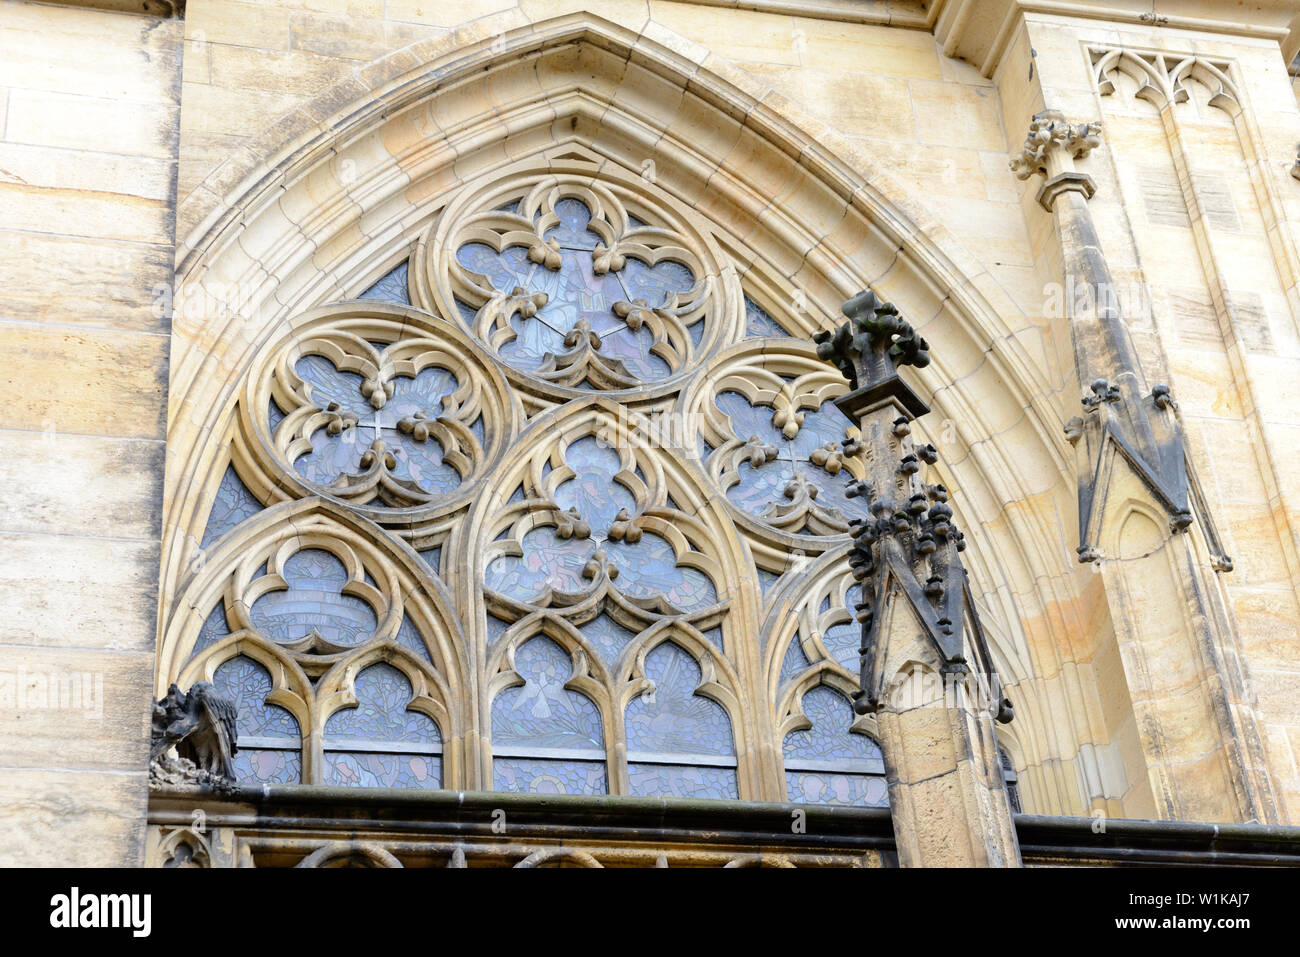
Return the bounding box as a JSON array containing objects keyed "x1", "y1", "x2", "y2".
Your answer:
[{"x1": 738, "y1": 597, "x2": 784, "y2": 803}]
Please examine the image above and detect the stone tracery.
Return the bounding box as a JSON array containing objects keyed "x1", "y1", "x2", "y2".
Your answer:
[{"x1": 159, "y1": 163, "x2": 927, "y2": 809}]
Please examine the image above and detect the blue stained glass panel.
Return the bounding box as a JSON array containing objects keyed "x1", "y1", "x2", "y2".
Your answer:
[
  {"x1": 324, "y1": 663, "x2": 439, "y2": 744},
  {"x1": 617, "y1": 256, "x2": 694, "y2": 305},
  {"x1": 358, "y1": 261, "x2": 410, "y2": 305},
  {"x1": 190, "y1": 603, "x2": 231, "y2": 658},
  {"x1": 605, "y1": 532, "x2": 717, "y2": 611},
  {"x1": 624, "y1": 642, "x2": 735, "y2": 757},
  {"x1": 543, "y1": 197, "x2": 601, "y2": 247},
  {"x1": 492, "y1": 637, "x2": 604, "y2": 751},
  {"x1": 724, "y1": 457, "x2": 798, "y2": 516},
  {"x1": 294, "y1": 354, "x2": 373, "y2": 420},
  {"x1": 716, "y1": 390, "x2": 787, "y2": 447},
  {"x1": 493, "y1": 757, "x2": 607, "y2": 795},
  {"x1": 627, "y1": 763, "x2": 738, "y2": 801},
  {"x1": 488, "y1": 434, "x2": 717, "y2": 609},
  {"x1": 201, "y1": 465, "x2": 263, "y2": 547},
  {"x1": 784, "y1": 687, "x2": 881, "y2": 763},
  {"x1": 714, "y1": 390, "x2": 866, "y2": 530},
  {"x1": 783, "y1": 686, "x2": 887, "y2": 808},
  {"x1": 778, "y1": 638, "x2": 812, "y2": 684},
  {"x1": 743, "y1": 296, "x2": 792, "y2": 338},
  {"x1": 212, "y1": 655, "x2": 300, "y2": 740},
  {"x1": 553, "y1": 437, "x2": 635, "y2": 532},
  {"x1": 578, "y1": 614, "x2": 640, "y2": 665},
  {"x1": 486, "y1": 526, "x2": 592, "y2": 599},
  {"x1": 455, "y1": 197, "x2": 694, "y2": 382},
  {"x1": 757, "y1": 568, "x2": 782, "y2": 594},
  {"x1": 290, "y1": 355, "x2": 462, "y2": 498},
  {"x1": 249, "y1": 548, "x2": 378, "y2": 646},
  {"x1": 324, "y1": 752, "x2": 441, "y2": 789},
  {"x1": 820, "y1": 590, "x2": 861, "y2": 673},
  {"x1": 211, "y1": 656, "x2": 302, "y2": 785},
  {"x1": 233, "y1": 749, "x2": 300, "y2": 785},
  {"x1": 486, "y1": 612, "x2": 512, "y2": 643},
  {"x1": 785, "y1": 770, "x2": 888, "y2": 807},
  {"x1": 394, "y1": 616, "x2": 431, "y2": 660}
]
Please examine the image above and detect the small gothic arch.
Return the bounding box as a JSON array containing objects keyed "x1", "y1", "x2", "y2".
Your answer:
[{"x1": 296, "y1": 842, "x2": 404, "y2": 868}]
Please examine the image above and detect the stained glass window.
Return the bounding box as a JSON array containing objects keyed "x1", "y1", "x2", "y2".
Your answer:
[
  {"x1": 491, "y1": 636, "x2": 607, "y2": 795},
  {"x1": 290, "y1": 354, "x2": 462, "y2": 499},
  {"x1": 715, "y1": 389, "x2": 864, "y2": 530},
  {"x1": 212, "y1": 655, "x2": 302, "y2": 785},
  {"x1": 323, "y1": 663, "x2": 441, "y2": 789},
  {"x1": 358, "y1": 261, "x2": 411, "y2": 305},
  {"x1": 201, "y1": 465, "x2": 263, "y2": 548},
  {"x1": 819, "y1": 587, "x2": 861, "y2": 674},
  {"x1": 743, "y1": 296, "x2": 793, "y2": 339},
  {"x1": 625, "y1": 642, "x2": 738, "y2": 800},
  {"x1": 779, "y1": 637, "x2": 812, "y2": 685},
  {"x1": 456, "y1": 197, "x2": 697, "y2": 382},
  {"x1": 486, "y1": 435, "x2": 717, "y2": 612},
  {"x1": 191, "y1": 602, "x2": 231, "y2": 657},
  {"x1": 783, "y1": 686, "x2": 887, "y2": 807},
  {"x1": 249, "y1": 548, "x2": 378, "y2": 647},
  {"x1": 183, "y1": 166, "x2": 901, "y2": 807},
  {"x1": 578, "y1": 614, "x2": 640, "y2": 667}
]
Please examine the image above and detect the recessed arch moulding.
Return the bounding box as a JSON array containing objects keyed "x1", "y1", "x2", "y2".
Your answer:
[{"x1": 160, "y1": 14, "x2": 1127, "y2": 816}]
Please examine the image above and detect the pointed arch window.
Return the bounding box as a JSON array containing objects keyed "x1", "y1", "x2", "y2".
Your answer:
[
  {"x1": 211, "y1": 656, "x2": 302, "y2": 785},
  {"x1": 323, "y1": 663, "x2": 442, "y2": 789},
  {"x1": 782, "y1": 685, "x2": 887, "y2": 808},
  {"x1": 625, "y1": 642, "x2": 739, "y2": 801},
  {"x1": 164, "y1": 154, "x2": 915, "y2": 809},
  {"x1": 490, "y1": 636, "x2": 608, "y2": 796}
]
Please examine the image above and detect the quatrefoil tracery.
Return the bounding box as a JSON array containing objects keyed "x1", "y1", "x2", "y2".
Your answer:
[{"x1": 271, "y1": 334, "x2": 481, "y2": 509}]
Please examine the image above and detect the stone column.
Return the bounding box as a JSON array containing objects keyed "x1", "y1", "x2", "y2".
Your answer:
[
  {"x1": 815, "y1": 291, "x2": 1021, "y2": 867},
  {"x1": 1011, "y1": 112, "x2": 1276, "y2": 823}
]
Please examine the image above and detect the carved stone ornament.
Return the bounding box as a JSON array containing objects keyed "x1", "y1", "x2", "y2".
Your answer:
[
  {"x1": 813, "y1": 291, "x2": 1011, "y2": 722},
  {"x1": 149, "y1": 682, "x2": 240, "y2": 792},
  {"x1": 1010, "y1": 110, "x2": 1102, "y2": 211},
  {"x1": 1009, "y1": 109, "x2": 1231, "y2": 570}
]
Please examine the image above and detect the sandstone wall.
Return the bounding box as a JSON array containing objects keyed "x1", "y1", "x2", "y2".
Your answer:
[{"x1": 0, "y1": 0, "x2": 181, "y2": 866}]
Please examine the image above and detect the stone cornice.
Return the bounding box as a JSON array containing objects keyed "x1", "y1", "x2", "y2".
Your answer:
[
  {"x1": 678, "y1": 0, "x2": 935, "y2": 28},
  {"x1": 38, "y1": 0, "x2": 183, "y2": 16},
  {"x1": 933, "y1": 0, "x2": 1300, "y2": 78}
]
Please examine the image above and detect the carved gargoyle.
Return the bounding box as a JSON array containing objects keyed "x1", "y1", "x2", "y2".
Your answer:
[{"x1": 148, "y1": 682, "x2": 239, "y2": 792}]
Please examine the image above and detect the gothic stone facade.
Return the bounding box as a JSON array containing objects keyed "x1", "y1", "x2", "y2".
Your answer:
[{"x1": 4, "y1": 0, "x2": 1300, "y2": 867}]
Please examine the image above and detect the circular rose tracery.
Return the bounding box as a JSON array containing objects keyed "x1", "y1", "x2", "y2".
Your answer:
[
  {"x1": 412, "y1": 170, "x2": 737, "y2": 400},
  {"x1": 237, "y1": 301, "x2": 520, "y2": 545}
]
